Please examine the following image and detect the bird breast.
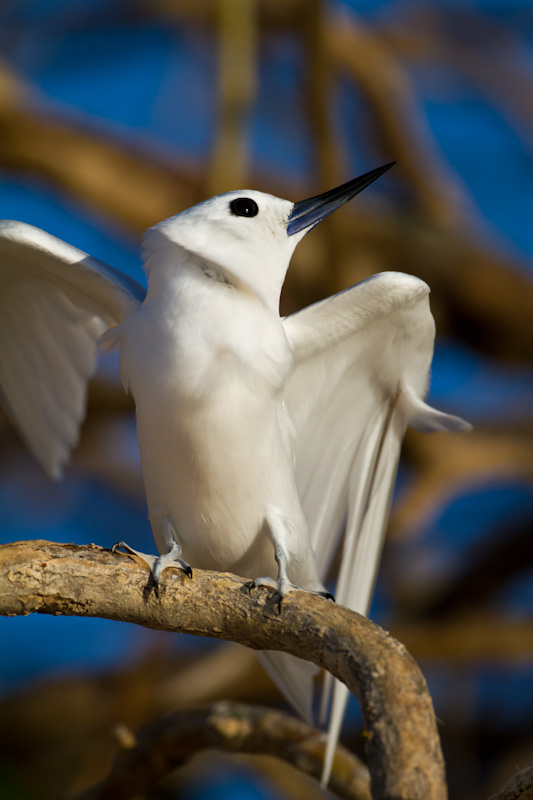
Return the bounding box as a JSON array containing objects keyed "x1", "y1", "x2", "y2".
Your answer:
[{"x1": 114, "y1": 278, "x2": 298, "y2": 569}]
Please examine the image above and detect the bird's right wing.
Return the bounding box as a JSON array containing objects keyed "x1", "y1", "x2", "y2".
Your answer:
[
  {"x1": 0, "y1": 221, "x2": 146, "y2": 479},
  {"x1": 282, "y1": 271, "x2": 469, "y2": 783},
  {"x1": 284, "y1": 271, "x2": 468, "y2": 595}
]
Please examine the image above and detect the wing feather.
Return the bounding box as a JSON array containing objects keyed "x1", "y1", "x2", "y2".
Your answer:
[
  {"x1": 0, "y1": 221, "x2": 146, "y2": 478},
  {"x1": 279, "y1": 272, "x2": 470, "y2": 784},
  {"x1": 257, "y1": 651, "x2": 318, "y2": 724}
]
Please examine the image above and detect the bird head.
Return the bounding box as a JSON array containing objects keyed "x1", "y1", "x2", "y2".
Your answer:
[{"x1": 143, "y1": 163, "x2": 395, "y2": 312}]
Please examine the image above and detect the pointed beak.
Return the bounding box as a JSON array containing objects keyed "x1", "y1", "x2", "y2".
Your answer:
[{"x1": 286, "y1": 162, "x2": 395, "y2": 237}]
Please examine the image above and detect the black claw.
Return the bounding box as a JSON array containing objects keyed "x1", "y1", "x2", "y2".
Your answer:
[
  {"x1": 321, "y1": 591, "x2": 335, "y2": 602},
  {"x1": 276, "y1": 594, "x2": 284, "y2": 613},
  {"x1": 184, "y1": 565, "x2": 193, "y2": 579}
]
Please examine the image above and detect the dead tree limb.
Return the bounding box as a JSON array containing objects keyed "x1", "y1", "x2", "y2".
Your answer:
[{"x1": 0, "y1": 539, "x2": 447, "y2": 800}]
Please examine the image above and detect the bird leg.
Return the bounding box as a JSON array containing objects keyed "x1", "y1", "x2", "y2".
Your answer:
[
  {"x1": 112, "y1": 516, "x2": 192, "y2": 593},
  {"x1": 247, "y1": 543, "x2": 334, "y2": 611}
]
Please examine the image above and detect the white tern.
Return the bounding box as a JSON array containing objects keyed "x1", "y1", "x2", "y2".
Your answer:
[{"x1": 0, "y1": 163, "x2": 470, "y2": 784}]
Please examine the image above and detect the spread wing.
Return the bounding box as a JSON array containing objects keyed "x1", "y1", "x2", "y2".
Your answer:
[
  {"x1": 0, "y1": 221, "x2": 146, "y2": 479},
  {"x1": 281, "y1": 272, "x2": 470, "y2": 783}
]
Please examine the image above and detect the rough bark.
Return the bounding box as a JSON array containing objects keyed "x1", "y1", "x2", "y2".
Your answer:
[
  {"x1": 0, "y1": 540, "x2": 447, "y2": 800},
  {"x1": 487, "y1": 766, "x2": 533, "y2": 800}
]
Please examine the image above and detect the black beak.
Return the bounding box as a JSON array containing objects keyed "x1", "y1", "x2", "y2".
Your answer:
[{"x1": 286, "y1": 162, "x2": 395, "y2": 237}]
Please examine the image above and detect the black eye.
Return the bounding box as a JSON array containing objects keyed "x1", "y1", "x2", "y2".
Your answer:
[{"x1": 229, "y1": 197, "x2": 259, "y2": 218}]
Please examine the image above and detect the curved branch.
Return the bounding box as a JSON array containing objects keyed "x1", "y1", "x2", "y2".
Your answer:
[
  {"x1": 0, "y1": 540, "x2": 447, "y2": 800},
  {"x1": 77, "y1": 701, "x2": 371, "y2": 800}
]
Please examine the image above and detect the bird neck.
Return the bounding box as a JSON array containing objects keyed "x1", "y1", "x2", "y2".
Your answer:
[{"x1": 143, "y1": 239, "x2": 283, "y2": 316}]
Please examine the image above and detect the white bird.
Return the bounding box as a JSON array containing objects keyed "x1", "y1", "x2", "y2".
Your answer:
[{"x1": 0, "y1": 163, "x2": 470, "y2": 784}]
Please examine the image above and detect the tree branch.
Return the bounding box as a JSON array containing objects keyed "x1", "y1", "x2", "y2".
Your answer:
[
  {"x1": 487, "y1": 766, "x2": 533, "y2": 800},
  {"x1": 0, "y1": 540, "x2": 447, "y2": 800},
  {"x1": 77, "y1": 701, "x2": 371, "y2": 800}
]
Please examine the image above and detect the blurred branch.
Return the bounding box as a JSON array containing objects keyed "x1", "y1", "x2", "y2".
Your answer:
[
  {"x1": 0, "y1": 539, "x2": 447, "y2": 800},
  {"x1": 209, "y1": 0, "x2": 258, "y2": 193},
  {"x1": 77, "y1": 702, "x2": 371, "y2": 800},
  {"x1": 382, "y1": 7, "x2": 533, "y2": 156},
  {"x1": 135, "y1": 0, "x2": 307, "y2": 29},
  {"x1": 303, "y1": 0, "x2": 341, "y2": 188},
  {"x1": 146, "y1": 3, "x2": 474, "y2": 224},
  {"x1": 0, "y1": 62, "x2": 202, "y2": 232},
  {"x1": 333, "y1": 209, "x2": 533, "y2": 362},
  {"x1": 487, "y1": 765, "x2": 533, "y2": 800},
  {"x1": 392, "y1": 427, "x2": 533, "y2": 544},
  {"x1": 0, "y1": 642, "x2": 280, "y2": 800},
  {"x1": 299, "y1": 0, "x2": 348, "y2": 275},
  {"x1": 404, "y1": 525, "x2": 533, "y2": 621},
  {"x1": 324, "y1": 13, "x2": 472, "y2": 228},
  {"x1": 394, "y1": 616, "x2": 533, "y2": 662}
]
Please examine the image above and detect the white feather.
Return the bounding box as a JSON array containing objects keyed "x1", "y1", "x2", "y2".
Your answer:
[
  {"x1": 0, "y1": 221, "x2": 145, "y2": 478},
  {"x1": 281, "y1": 272, "x2": 470, "y2": 783}
]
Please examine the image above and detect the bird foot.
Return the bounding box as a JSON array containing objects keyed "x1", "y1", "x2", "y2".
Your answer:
[
  {"x1": 246, "y1": 576, "x2": 334, "y2": 611},
  {"x1": 112, "y1": 541, "x2": 192, "y2": 594}
]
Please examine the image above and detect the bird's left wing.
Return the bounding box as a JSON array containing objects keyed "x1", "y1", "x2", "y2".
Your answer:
[
  {"x1": 282, "y1": 271, "x2": 469, "y2": 783},
  {"x1": 0, "y1": 221, "x2": 146, "y2": 479}
]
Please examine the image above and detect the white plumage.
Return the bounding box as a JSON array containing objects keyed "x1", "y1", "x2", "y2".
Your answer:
[{"x1": 0, "y1": 166, "x2": 469, "y2": 785}]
